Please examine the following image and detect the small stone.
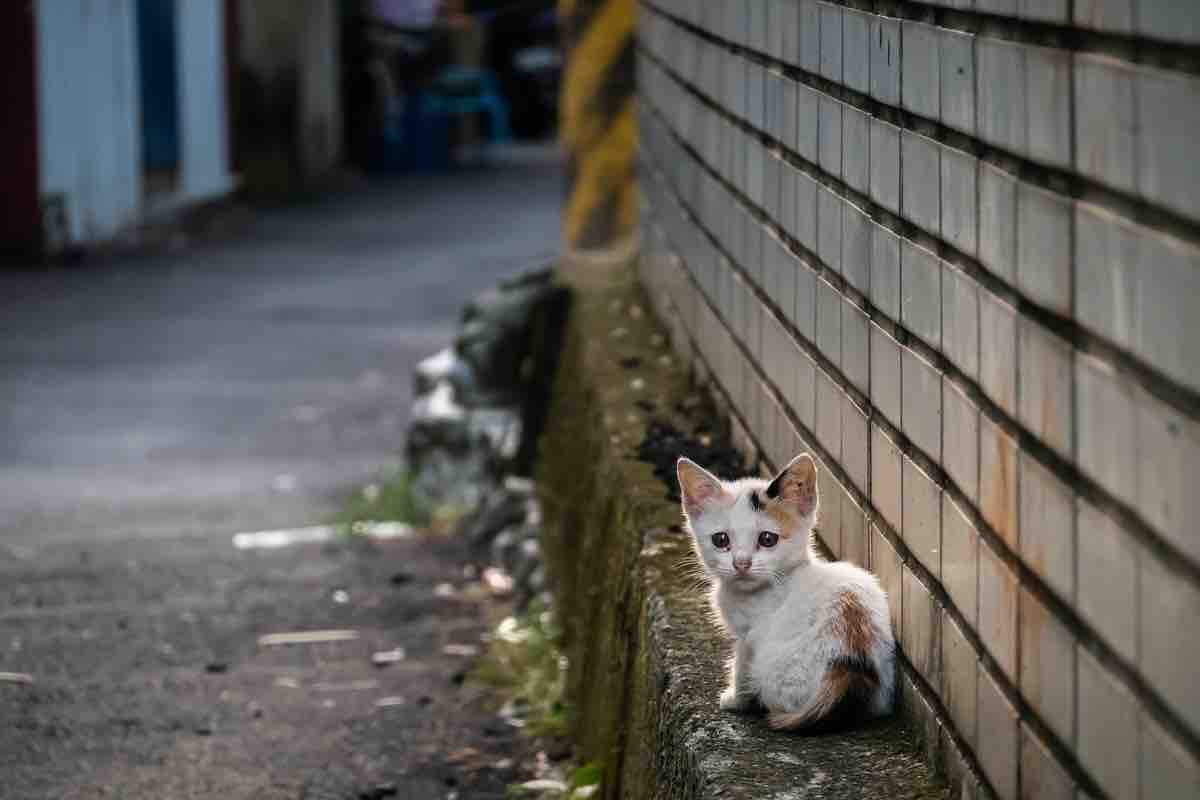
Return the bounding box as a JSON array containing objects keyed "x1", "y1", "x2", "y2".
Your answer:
[
  {"x1": 629, "y1": 305, "x2": 645, "y2": 319},
  {"x1": 433, "y1": 583, "x2": 456, "y2": 598},
  {"x1": 657, "y1": 354, "x2": 673, "y2": 368},
  {"x1": 331, "y1": 589, "x2": 350, "y2": 604},
  {"x1": 610, "y1": 327, "x2": 628, "y2": 339},
  {"x1": 630, "y1": 378, "x2": 646, "y2": 391},
  {"x1": 0, "y1": 672, "x2": 33, "y2": 685},
  {"x1": 650, "y1": 333, "x2": 666, "y2": 347},
  {"x1": 375, "y1": 696, "x2": 405, "y2": 708},
  {"x1": 442, "y1": 643, "x2": 479, "y2": 657},
  {"x1": 503, "y1": 476, "x2": 534, "y2": 493},
  {"x1": 481, "y1": 566, "x2": 514, "y2": 597},
  {"x1": 372, "y1": 648, "x2": 407, "y2": 667}
]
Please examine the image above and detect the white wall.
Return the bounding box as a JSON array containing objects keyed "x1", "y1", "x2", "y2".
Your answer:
[
  {"x1": 177, "y1": 0, "x2": 233, "y2": 201},
  {"x1": 35, "y1": 0, "x2": 232, "y2": 248},
  {"x1": 36, "y1": 0, "x2": 142, "y2": 244}
]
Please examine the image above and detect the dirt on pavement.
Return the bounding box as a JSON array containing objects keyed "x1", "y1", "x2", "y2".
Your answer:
[{"x1": 0, "y1": 527, "x2": 544, "y2": 799}]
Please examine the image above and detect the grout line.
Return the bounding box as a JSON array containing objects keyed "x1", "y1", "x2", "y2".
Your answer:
[
  {"x1": 639, "y1": 4, "x2": 1200, "y2": 423},
  {"x1": 637, "y1": 44, "x2": 1200, "y2": 595},
  {"x1": 638, "y1": 136, "x2": 1200, "y2": 776},
  {"x1": 643, "y1": 0, "x2": 1200, "y2": 265},
  {"x1": 648, "y1": 257, "x2": 1002, "y2": 800},
  {"x1": 841, "y1": 0, "x2": 1200, "y2": 73}
]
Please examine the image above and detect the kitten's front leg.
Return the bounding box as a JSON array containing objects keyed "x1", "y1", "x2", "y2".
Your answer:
[{"x1": 719, "y1": 638, "x2": 758, "y2": 712}]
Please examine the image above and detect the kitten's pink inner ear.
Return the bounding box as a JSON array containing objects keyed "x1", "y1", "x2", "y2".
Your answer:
[
  {"x1": 677, "y1": 460, "x2": 725, "y2": 514},
  {"x1": 768, "y1": 454, "x2": 819, "y2": 517}
]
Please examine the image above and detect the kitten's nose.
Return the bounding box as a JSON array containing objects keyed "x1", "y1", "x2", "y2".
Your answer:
[{"x1": 733, "y1": 557, "x2": 752, "y2": 574}]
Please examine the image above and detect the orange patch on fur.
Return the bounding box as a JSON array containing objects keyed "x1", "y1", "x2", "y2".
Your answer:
[
  {"x1": 830, "y1": 591, "x2": 877, "y2": 655},
  {"x1": 765, "y1": 504, "x2": 802, "y2": 539}
]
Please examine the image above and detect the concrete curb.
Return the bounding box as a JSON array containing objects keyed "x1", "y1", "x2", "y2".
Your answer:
[{"x1": 536, "y1": 268, "x2": 946, "y2": 799}]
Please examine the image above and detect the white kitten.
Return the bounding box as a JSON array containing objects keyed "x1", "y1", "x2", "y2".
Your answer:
[{"x1": 676, "y1": 453, "x2": 895, "y2": 730}]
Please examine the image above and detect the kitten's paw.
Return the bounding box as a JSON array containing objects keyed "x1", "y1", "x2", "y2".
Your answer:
[{"x1": 719, "y1": 687, "x2": 754, "y2": 713}]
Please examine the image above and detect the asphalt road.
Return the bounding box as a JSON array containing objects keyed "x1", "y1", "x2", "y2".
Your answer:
[{"x1": 0, "y1": 146, "x2": 562, "y2": 799}]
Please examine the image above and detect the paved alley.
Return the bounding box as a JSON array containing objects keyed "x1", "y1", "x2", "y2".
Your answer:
[{"x1": 0, "y1": 147, "x2": 562, "y2": 799}]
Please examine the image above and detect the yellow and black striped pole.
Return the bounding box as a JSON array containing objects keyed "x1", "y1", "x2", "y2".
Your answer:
[{"x1": 559, "y1": 0, "x2": 638, "y2": 259}]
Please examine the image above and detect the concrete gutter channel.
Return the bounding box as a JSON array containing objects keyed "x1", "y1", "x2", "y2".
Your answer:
[{"x1": 537, "y1": 264, "x2": 945, "y2": 799}]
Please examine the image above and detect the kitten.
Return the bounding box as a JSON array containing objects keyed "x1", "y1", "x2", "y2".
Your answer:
[{"x1": 676, "y1": 453, "x2": 895, "y2": 731}]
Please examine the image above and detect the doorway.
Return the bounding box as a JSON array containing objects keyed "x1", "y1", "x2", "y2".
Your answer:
[{"x1": 137, "y1": 0, "x2": 180, "y2": 197}]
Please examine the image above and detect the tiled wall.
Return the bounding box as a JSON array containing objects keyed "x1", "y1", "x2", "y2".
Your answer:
[{"x1": 635, "y1": 2, "x2": 1200, "y2": 798}]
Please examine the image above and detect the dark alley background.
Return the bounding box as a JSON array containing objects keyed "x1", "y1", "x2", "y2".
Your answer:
[
  {"x1": 1, "y1": 1, "x2": 577, "y2": 797},
  {"x1": 0, "y1": 149, "x2": 560, "y2": 551},
  {"x1": 0, "y1": 146, "x2": 563, "y2": 799}
]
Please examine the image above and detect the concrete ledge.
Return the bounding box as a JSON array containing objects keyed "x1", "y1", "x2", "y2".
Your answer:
[{"x1": 537, "y1": 266, "x2": 945, "y2": 799}]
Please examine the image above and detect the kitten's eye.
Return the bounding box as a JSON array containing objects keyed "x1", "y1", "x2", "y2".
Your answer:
[
  {"x1": 757, "y1": 531, "x2": 779, "y2": 548},
  {"x1": 710, "y1": 531, "x2": 730, "y2": 550}
]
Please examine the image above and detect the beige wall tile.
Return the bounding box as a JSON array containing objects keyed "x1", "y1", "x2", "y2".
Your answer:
[
  {"x1": 1141, "y1": 712, "x2": 1200, "y2": 800},
  {"x1": 903, "y1": 566, "x2": 943, "y2": 688},
  {"x1": 978, "y1": 665, "x2": 1020, "y2": 800},
  {"x1": 942, "y1": 494, "x2": 980, "y2": 627},
  {"x1": 980, "y1": 416, "x2": 1019, "y2": 549},
  {"x1": 903, "y1": 456, "x2": 942, "y2": 577},
  {"x1": 942, "y1": 610, "x2": 979, "y2": 749},
  {"x1": 1018, "y1": 454, "x2": 1075, "y2": 605},
  {"x1": 979, "y1": 540, "x2": 1019, "y2": 680},
  {"x1": 872, "y1": 524, "x2": 903, "y2": 634},
  {"x1": 1140, "y1": 553, "x2": 1200, "y2": 736},
  {"x1": 1021, "y1": 723, "x2": 1076, "y2": 800},
  {"x1": 1020, "y1": 587, "x2": 1076, "y2": 746},
  {"x1": 1075, "y1": 499, "x2": 1138, "y2": 664},
  {"x1": 1077, "y1": 646, "x2": 1138, "y2": 800}
]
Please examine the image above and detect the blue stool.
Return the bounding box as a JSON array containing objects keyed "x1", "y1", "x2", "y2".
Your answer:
[{"x1": 422, "y1": 66, "x2": 512, "y2": 146}]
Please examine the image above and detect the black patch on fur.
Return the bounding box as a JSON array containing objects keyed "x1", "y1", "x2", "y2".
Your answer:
[
  {"x1": 799, "y1": 655, "x2": 882, "y2": 736},
  {"x1": 748, "y1": 490, "x2": 763, "y2": 511},
  {"x1": 764, "y1": 475, "x2": 782, "y2": 500}
]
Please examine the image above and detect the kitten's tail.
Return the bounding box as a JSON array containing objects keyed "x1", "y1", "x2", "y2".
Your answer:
[{"x1": 767, "y1": 656, "x2": 879, "y2": 732}]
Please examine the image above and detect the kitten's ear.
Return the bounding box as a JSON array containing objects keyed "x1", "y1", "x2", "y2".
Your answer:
[
  {"x1": 677, "y1": 457, "x2": 726, "y2": 516},
  {"x1": 765, "y1": 453, "x2": 819, "y2": 518}
]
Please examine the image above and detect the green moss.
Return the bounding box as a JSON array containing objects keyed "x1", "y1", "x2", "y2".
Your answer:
[
  {"x1": 332, "y1": 469, "x2": 433, "y2": 534},
  {"x1": 471, "y1": 600, "x2": 570, "y2": 739}
]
